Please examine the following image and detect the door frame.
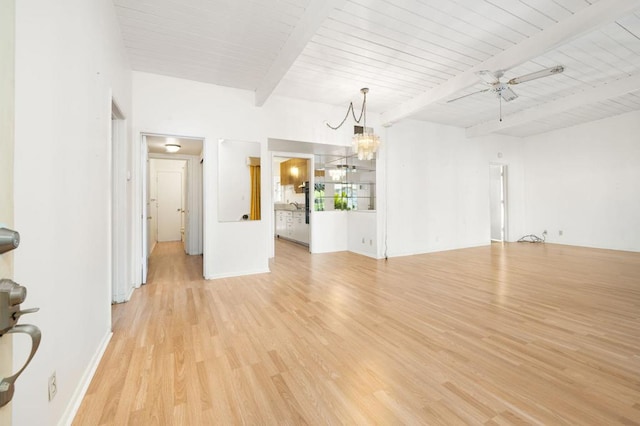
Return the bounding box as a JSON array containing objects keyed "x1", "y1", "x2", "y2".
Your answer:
[
  {"x1": 110, "y1": 100, "x2": 129, "y2": 303},
  {"x1": 140, "y1": 133, "x2": 205, "y2": 283},
  {"x1": 489, "y1": 163, "x2": 508, "y2": 242}
]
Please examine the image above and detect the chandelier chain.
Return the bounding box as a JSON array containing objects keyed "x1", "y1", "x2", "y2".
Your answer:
[
  {"x1": 325, "y1": 88, "x2": 379, "y2": 160},
  {"x1": 326, "y1": 91, "x2": 367, "y2": 130}
]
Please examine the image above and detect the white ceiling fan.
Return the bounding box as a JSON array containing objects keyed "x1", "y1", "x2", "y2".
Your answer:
[{"x1": 448, "y1": 65, "x2": 565, "y2": 119}]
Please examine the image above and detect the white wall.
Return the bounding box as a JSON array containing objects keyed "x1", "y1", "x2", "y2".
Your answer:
[
  {"x1": 382, "y1": 113, "x2": 640, "y2": 256},
  {"x1": 348, "y1": 211, "x2": 378, "y2": 257},
  {"x1": 522, "y1": 111, "x2": 640, "y2": 252},
  {"x1": 383, "y1": 119, "x2": 525, "y2": 257},
  {"x1": 13, "y1": 0, "x2": 131, "y2": 424},
  {"x1": 132, "y1": 72, "x2": 370, "y2": 279},
  {"x1": 311, "y1": 211, "x2": 349, "y2": 253}
]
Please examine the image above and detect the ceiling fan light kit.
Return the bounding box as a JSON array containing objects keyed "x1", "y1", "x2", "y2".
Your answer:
[{"x1": 496, "y1": 84, "x2": 518, "y2": 102}]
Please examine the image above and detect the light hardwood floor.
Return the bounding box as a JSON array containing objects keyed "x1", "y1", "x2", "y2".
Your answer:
[{"x1": 73, "y1": 240, "x2": 640, "y2": 425}]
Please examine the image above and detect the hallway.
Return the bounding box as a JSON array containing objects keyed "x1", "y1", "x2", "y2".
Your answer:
[{"x1": 73, "y1": 241, "x2": 640, "y2": 424}]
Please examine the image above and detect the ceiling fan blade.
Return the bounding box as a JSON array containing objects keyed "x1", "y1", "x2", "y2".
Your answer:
[
  {"x1": 447, "y1": 88, "x2": 491, "y2": 103},
  {"x1": 498, "y1": 86, "x2": 518, "y2": 102},
  {"x1": 476, "y1": 70, "x2": 502, "y2": 85},
  {"x1": 507, "y1": 65, "x2": 564, "y2": 85}
]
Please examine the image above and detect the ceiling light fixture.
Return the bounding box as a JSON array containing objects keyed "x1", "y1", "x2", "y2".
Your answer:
[
  {"x1": 165, "y1": 141, "x2": 181, "y2": 153},
  {"x1": 326, "y1": 88, "x2": 380, "y2": 160}
]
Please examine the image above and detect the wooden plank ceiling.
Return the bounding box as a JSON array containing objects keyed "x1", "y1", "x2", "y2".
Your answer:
[{"x1": 114, "y1": 0, "x2": 640, "y2": 137}]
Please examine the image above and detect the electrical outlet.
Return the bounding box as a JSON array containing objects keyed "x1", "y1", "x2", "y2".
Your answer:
[
  {"x1": 361, "y1": 237, "x2": 365, "y2": 244},
  {"x1": 369, "y1": 239, "x2": 373, "y2": 246},
  {"x1": 543, "y1": 230, "x2": 548, "y2": 235},
  {"x1": 559, "y1": 230, "x2": 563, "y2": 236},
  {"x1": 48, "y1": 372, "x2": 57, "y2": 401}
]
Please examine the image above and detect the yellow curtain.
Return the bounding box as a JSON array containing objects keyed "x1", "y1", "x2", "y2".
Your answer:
[{"x1": 250, "y1": 165, "x2": 261, "y2": 220}]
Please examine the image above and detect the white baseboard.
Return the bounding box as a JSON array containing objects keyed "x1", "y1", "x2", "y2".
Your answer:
[
  {"x1": 125, "y1": 285, "x2": 135, "y2": 302},
  {"x1": 388, "y1": 241, "x2": 488, "y2": 258},
  {"x1": 205, "y1": 267, "x2": 270, "y2": 280},
  {"x1": 348, "y1": 248, "x2": 379, "y2": 259},
  {"x1": 58, "y1": 331, "x2": 113, "y2": 426}
]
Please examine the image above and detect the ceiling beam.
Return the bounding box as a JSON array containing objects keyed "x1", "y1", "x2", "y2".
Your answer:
[
  {"x1": 466, "y1": 73, "x2": 640, "y2": 137},
  {"x1": 254, "y1": 0, "x2": 347, "y2": 107},
  {"x1": 380, "y1": 0, "x2": 640, "y2": 126}
]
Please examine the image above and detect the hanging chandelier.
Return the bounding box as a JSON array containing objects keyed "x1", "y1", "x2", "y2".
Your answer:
[{"x1": 326, "y1": 88, "x2": 380, "y2": 160}]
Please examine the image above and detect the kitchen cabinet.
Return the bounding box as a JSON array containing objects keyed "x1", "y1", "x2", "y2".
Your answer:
[
  {"x1": 280, "y1": 158, "x2": 308, "y2": 193},
  {"x1": 275, "y1": 210, "x2": 290, "y2": 237},
  {"x1": 275, "y1": 210, "x2": 309, "y2": 245},
  {"x1": 292, "y1": 211, "x2": 309, "y2": 244},
  {"x1": 279, "y1": 162, "x2": 291, "y2": 186}
]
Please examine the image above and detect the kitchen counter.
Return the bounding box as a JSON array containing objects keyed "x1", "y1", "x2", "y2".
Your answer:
[{"x1": 274, "y1": 202, "x2": 305, "y2": 212}]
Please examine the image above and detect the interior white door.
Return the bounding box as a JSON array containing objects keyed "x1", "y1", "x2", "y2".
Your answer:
[
  {"x1": 0, "y1": 0, "x2": 15, "y2": 422},
  {"x1": 489, "y1": 164, "x2": 507, "y2": 242},
  {"x1": 157, "y1": 171, "x2": 183, "y2": 242}
]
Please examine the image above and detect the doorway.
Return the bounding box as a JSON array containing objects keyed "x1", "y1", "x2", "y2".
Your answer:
[
  {"x1": 489, "y1": 164, "x2": 508, "y2": 242},
  {"x1": 273, "y1": 155, "x2": 311, "y2": 250},
  {"x1": 141, "y1": 134, "x2": 204, "y2": 283}
]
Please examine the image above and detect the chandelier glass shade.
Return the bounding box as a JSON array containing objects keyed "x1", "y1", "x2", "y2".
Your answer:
[
  {"x1": 326, "y1": 88, "x2": 381, "y2": 159},
  {"x1": 353, "y1": 131, "x2": 380, "y2": 160}
]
